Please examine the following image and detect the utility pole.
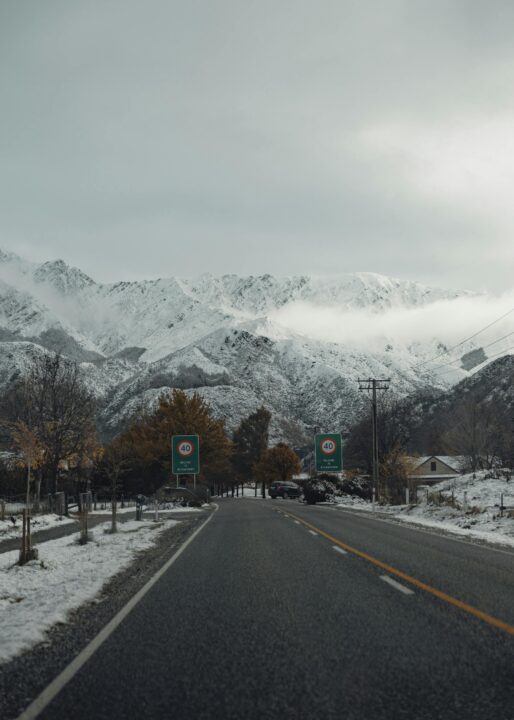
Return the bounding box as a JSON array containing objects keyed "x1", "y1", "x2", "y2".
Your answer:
[{"x1": 358, "y1": 378, "x2": 390, "y2": 504}]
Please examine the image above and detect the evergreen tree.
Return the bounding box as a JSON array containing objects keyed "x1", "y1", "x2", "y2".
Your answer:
[
  {"x1": 121, "y1": 390, "x2": 231, "y2": 490},
  {"x1": 232, "y1": 406, "x2": 271, "y2": 496}
]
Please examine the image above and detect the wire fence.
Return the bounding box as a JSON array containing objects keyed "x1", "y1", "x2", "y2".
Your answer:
[
  {"x1": 0, "y1": 493, "x2": 195, "y2": 521},
  {"x1": 412, "y1": 486, "x2": 514, "y2": 516}
]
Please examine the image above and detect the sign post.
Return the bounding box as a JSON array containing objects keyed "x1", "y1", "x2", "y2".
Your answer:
[
  {"x1": 172, "y1": 435, "x2": 200, "y2": 478},
  {"x1": 314, "y1": 433, "x2": 343, "y2": 473}
]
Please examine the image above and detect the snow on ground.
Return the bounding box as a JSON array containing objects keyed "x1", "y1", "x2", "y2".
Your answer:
[
  {"x1": 72, "y1": 505, "x2": 140, "y2": 517},
  {"x1": 83, "y1": 505, "x2": 204, "y2": 516},
  {"x1": 0, "y1": 518, "x2": 178, "y2": 665},
  {"x1": 0, "y1": 513, "x2": 75, "y2": 541},
  {"x1": 334, "y1": 470, "x2": 514, "y2": 547},
  {"x1": 234, "y1": 486, "x2": 268, "y2": 498}
]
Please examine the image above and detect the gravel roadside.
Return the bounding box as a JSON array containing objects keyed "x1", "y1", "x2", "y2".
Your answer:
[{"x1": 0, "y1": 511, "x2": 210, "y2": 720}]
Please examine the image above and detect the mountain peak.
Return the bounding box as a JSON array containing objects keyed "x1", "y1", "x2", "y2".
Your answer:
[{"x1": 34, "y1": 259, "x2": 96, "y2": 294}]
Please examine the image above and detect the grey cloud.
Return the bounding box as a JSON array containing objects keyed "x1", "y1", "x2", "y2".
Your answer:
[{"x1": 1, "y1": 1, "x2": 513, "y2": 289}]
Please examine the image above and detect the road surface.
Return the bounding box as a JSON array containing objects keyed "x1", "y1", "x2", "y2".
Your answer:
[{"x1": 18, "y1": 498, "x2": 514, "y2": 719}]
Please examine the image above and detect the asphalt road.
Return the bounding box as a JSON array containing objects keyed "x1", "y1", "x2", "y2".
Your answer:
[{"x1": 20, "y1": 498, "x2": 514, "y2": 719}]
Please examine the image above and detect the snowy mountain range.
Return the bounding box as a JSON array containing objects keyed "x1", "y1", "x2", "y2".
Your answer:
[{"x1": 0, "y1": 249, "x2": 508, "y2": 442}]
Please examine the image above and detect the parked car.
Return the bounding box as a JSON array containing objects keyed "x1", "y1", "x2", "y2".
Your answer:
[{"x1": 269, "y1": 481, "x2": 301, "y2": 499}]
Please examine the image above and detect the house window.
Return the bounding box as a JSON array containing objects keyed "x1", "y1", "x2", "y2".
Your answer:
[{"x1": 430, "y1": 461, "x2": 436, "y2": 471}]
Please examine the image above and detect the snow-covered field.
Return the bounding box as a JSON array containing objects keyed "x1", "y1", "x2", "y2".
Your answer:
[
  {"x1": 0, "y1": 513, "x2": 75, "y2": 541},
  {"x1": 335, "y1": 471, "x2": 514, "y2": 547},
  {"x1": 0, "y1": 519, "x2": 177, "y2": 665},
  {"x1": 83, "y1": 505, "x2": 204, "y2": 516}
]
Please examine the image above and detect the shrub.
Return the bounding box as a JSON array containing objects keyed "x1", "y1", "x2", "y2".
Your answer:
[
  {"x1": 340, "y1": 474, "x2": 371, "y2": 500},
  {"x1": 303, "y1": 475, "x2": 339, "y2": 504}
]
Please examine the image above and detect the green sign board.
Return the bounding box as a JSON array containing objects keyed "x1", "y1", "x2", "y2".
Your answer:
[
  {"x1": 315, "y1": 433, "x2": 343, "y2": 473},
  {"x1": 172, "y1": 435, "x2": 200, "y2": 475}
]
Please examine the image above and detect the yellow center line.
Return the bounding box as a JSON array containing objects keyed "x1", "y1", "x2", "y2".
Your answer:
[{"x1": 288, "y1": 510, "x2": 514, "y2": 638}]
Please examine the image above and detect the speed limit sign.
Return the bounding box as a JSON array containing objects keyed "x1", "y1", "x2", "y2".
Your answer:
[
  {"x1": 315, "y1": 433, "x2": 342, "y2": 472},
  {"x1": 172, "y1": 435, "x2": 200, "y2": 474},
  {"x1": 177, "y1": 439, "x2": 195, "y2": 457}
]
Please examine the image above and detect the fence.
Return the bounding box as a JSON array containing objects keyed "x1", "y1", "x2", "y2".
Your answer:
[
  {"x1": 408, "y1": 486, "x2": 514, "y2": 517},
  {"x1": 0, "y1": 492, "x2": 195, "y2": 522}
]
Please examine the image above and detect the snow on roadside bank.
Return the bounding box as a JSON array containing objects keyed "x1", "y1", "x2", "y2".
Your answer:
[
  {"x1": 0, "y1": 519, "x2": 178, "y2": 665},
  {"x1": 334, "y1": 471, "x2": 514, "y2": 548},
  {"x1": 0, "y1": 513, "x2": 75, "y2": 540},
  {"x1": 79, "y1": 505, "x2": 205, "y2": 517}
]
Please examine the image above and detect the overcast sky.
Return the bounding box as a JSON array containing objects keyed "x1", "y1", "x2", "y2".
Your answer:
[{"x1": 1, "y1": 1, "x2": 513, "y2": 290}]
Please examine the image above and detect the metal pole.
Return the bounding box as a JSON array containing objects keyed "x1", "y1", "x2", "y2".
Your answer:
[
  {"x1": 20, "y1": 509, "x2": 27, "y2": 564},
  {"x1": 372, "y1": 380, "x2": 378, "y2": 503},
  {"x1": 26, "y1": 460, "x2": 31, "y2": 511}
]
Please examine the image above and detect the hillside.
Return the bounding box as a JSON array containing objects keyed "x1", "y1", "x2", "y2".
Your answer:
[
  {"x1": 404, "y1": 354, "x2": 514, "y2": 455},
  {"x1": 0, "y1": 250, "x2": 509, "y2": 442}
]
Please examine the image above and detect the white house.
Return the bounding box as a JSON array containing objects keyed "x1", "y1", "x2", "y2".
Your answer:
[{"x1": 407, "y1": 456, "x2": 466, "y2": 485}]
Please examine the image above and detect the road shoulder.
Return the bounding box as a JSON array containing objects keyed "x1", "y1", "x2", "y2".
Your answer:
[{"x1": 0, "y1": 511, "x2": 211, "y2": 720}]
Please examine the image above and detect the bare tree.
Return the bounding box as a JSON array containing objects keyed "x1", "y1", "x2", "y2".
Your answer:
[
  {"x1": 379, "y1": 449, "x2": 415, "y2": 504},
  {"x1": 346, "y1": 394, "x2": 412, "y2": 470},
  {"x1": 103, "y1": 437, "x2": 131, "y2": 533},
  {"x1": 11, "y1": 421, "x2": 45, "y2": 509},
  {"x1": 1, "y1": 353, "x2": 97, "y2": 497},
  {"x1": 444, "y1": 399, "x2": 496, "y2": 474}
]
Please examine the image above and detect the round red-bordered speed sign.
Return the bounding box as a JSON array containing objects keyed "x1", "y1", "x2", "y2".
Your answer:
[
  {"x1": 319, "y1": 438, "x2": 337, "y2": 456},
  {"x1": 177, "y1": 439, "x2": 195, "y2": 458}
]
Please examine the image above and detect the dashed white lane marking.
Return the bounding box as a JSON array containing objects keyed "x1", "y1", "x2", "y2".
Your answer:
[
  {"x1": 332, "y1": 545, "x2": 348, "y2": 555},
  {"x1": 380, "y1": 575, "x2": 414, "y2": 595},
  {"x1": 308, "y1": 530, "x2": 318, "y2": 536},
  {"x1": 294, "y1": 520, "x2": 301, "y2": 525}
]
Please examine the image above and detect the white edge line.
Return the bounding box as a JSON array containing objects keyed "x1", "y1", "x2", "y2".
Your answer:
[
  {"x1": 16, "y1": 505, "x2": 219, "y2": 720},
  {"x1": 380, "y1": 575, "x2": 414, "y2": 596},
  {"x1": 332, "y1": 545, "x2": 348, "y2": 555}
]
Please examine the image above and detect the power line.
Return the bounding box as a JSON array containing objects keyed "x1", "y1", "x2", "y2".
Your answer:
[
  {"x1": 482, "y1": 331, "x2": 514, "y2": 351},
  {"x1": 434, "y1": 344, "x2": 514, "y2": 378},
  {"x1": 422, "y1": 330, "x2": 514, "y2": 374},
  {"x1": 413, "y1": 306, "x2": 514, "y2": 369}
]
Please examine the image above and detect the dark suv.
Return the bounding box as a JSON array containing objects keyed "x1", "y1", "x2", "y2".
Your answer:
[{"x1": 269, "y1": 481, "x2": 301, "y2": 499}]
